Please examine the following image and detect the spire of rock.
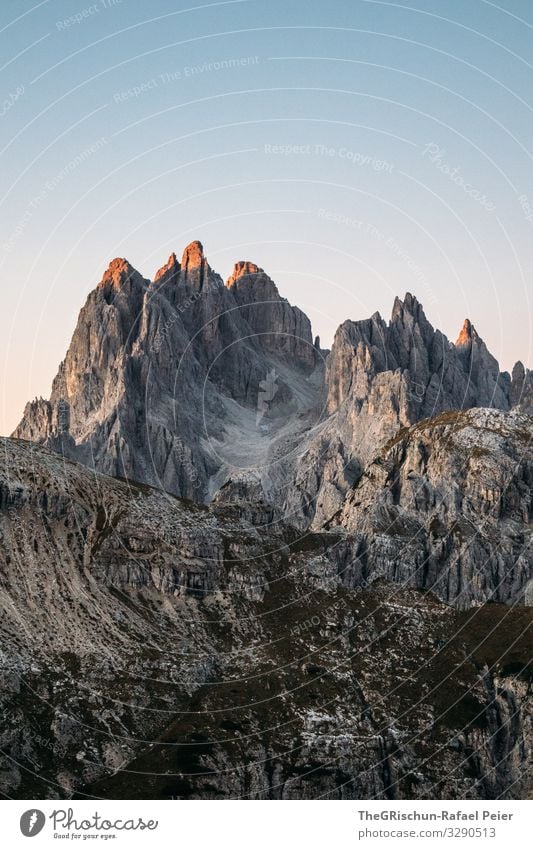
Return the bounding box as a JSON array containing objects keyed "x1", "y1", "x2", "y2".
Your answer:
[
  {"x1": 226, "y1": 261, "x2": 263, "y2": 288},
  {"x1": 180, "y1": 240, "x2": 212, "y2": 291},
  {"x1": 453, "y1": 317, "x2": 509, "y2": 408},
  {"x1": 97, "y1": 258, "x2": 146, "y2": 305},
  {"x1": 512, "y1": 360, "x2": 526, "y2": 384},
  {"x1": 511, "y1": 360, "x2": 533, "y2": 411},
  {"x1": 456, "y1": 318, "x2": 475, "y2": 347},
  {"x1": 390, "y1": 292, "x2": 426, "y2": 324},
  {"x1": 98, "y1": 257, "x2": 136, "y2": 290},
  {"x1": 387, "y1": 292, "x2": 434, "y2": 379},
  {"x1": 181, "y1": 240, "x2": 205, "y2": 271},
  {"x1": 154, "y1": 252, "x2": 180, "y2": 284}
]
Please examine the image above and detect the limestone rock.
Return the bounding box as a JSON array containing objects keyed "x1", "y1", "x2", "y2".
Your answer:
[
  {"x1": 331, "y1": 408, "x2": 533, "y2": 607},
  {"x1": 12, "y1": 260, "x2": 530, "y2": 533},
  {"x1": 14, "y1": 242, "x2": 318, "y2": 503},
  {"x1": 0, "y1": 437, "x2": 530, "y2": 799}
]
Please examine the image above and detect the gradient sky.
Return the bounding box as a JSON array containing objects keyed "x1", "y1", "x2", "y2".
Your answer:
[{"x1": 2, "y1": 0, "x2": 533, "y2": 435}]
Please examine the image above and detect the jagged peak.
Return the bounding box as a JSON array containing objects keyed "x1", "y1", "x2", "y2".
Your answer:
[
  {"x1": 334, "y1": 315, "x2": 382, "y2": 347},
  {"x1": 154, "y1": 252, "x2": 180, "y2": 283},
  {"x1": 181, "y1": 240, "x2": 206, "y2": 271},
  {"x1": 512, "y1": 360, "x2": 526, "y2": 380},
  {"x1": 225, "y1": 260, "x2": 264, "y2": 288},
  {"x1": 391, "y1": 292, "x2": 423, "y2": 320},
  {"x1": 98, "y1": 257, "x2": 136, "y2": 289},
  {"x1": 456, "y1": 318, "x2": 479, "y2": 347}
]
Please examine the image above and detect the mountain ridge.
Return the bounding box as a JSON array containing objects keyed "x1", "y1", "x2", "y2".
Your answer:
[{"x1": 13, "y1": 241, "x2": 533, "y2": 530}]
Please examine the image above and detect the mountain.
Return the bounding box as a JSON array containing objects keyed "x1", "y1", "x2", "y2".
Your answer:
[
  {"x1": 13, "y1": 242, "x2": 319, "y2": 504},
  {"x1": 0, "y1": 437, "x2": 531, "y2": 799},
  {"x1": 13, "y1": 242, "x2": 533, "y2": 530},
  {"x1": 6, "y1": 241, "x2": 533, "y2": 799}
]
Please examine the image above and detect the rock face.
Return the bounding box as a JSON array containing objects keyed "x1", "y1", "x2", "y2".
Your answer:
[
  {"x1": 511, "y1": 360, "x2": 533, "y2": 412},
  {"x1": 13, "y1": 247, "x2": 530, "y2": 533},
  {"x1": 330, "y1": 408, "x2": 533, "y2": 608},
  {"x1": 14, "y1": 242, "x2": 318, "y2": 503},
  {"x1": 326, "y1": 300, "x2": 510, "y2": 419},
  {"x1": 1, "y1": 438, "x2": 531, "y2": 800},
  {"x1": 225, "y1": 260, "x2": 315, "y2": 366},
  {"x1": 272, "y1": 296, "x2": 521, "y2": 529}
]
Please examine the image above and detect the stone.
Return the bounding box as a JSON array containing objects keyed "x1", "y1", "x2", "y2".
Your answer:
[{"x1": 0, "y1": 436, "x2": 530, "y2": 800}]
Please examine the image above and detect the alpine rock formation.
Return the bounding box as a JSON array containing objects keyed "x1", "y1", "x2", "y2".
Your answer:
[
  {"x1": 3, "y1": 240, "x2": 533, "y2": 799},
  {"x1": 14, "y1": 242, "x2": 318, "y2": 503},
  {"x1": 14, "y1": 242, "x2": 533, "y2": 520}
]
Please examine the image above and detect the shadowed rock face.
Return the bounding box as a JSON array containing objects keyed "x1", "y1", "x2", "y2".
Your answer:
[
  {"x1": 326, "y1": 296, "x2": 510, "y2": 421},
  {"x1": 0, "y1": 438, "x2": 531, "y2": 800},
  {"x1": 14, "y1": 243, "x2": 318, "y2": 503},
  {"x1": 330, "y1": 408, "x2": 533, "y2": 608},
  {"x1": 277, "y1": 295, "x2": 520, "y2": 529},
  {"x1": 12, "y1": 245, "x2": 531, "y2": 534},
  {"x1": 225, "y1": 260, "x2": 315, "y2": 367},
  {"x1": 511, "y1": 360, "x2": 533, "y2": 412}
]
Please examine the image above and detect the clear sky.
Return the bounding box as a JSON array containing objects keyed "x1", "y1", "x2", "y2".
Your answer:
[{"x1": 1, "y1": 0, "x2": 533, "y2": 435}]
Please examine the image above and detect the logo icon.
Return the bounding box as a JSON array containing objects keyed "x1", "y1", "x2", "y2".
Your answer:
[
  {"x1": 256, "y1": 369, "x2": 279, "y2": 427},
  {"x1": 20, "y1": 810, "x2": 45, "y2": 837}
]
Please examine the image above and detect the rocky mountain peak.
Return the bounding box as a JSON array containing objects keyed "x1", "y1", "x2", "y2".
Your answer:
[
  {"x1": 456, "y1": 317, "x2": 476, "y2": 346},
  {"x1": 391, "y1": 291, "x2": 423, "y2": 320},
  {"x1": 98, "y1": 257, "x2": 136, "y2": 289},
  {"x1": 179, "y1": 239, "x2": 215, "y2": 291},
  {"x1": 511, "y1": 359, "x2": 533, "y2": 411},
  {"x1": 154, "y1": 252, "x2": 180, "y2": 283},
  {"x1": 13, "y1": 252, "x2": 530, "y2": 531},
  {"x1": 181, "y1": 239, "x2": 206, "y2": 270},
  {"x1": 513, "y1": 360, "x2": 526, "y2": 383},
  {"x1": 388, "y1": 292, "x2": 434, "y2": 353},
  {"x1": 226, "y1": 260, "x2": 264, "y2": 288}
]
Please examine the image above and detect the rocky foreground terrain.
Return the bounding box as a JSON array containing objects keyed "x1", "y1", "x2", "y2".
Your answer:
[
  {"x1": 2, "y1": 241, "x2": 532, "y2": 799},
  {"x1": 0, "y1": 437, "x2": 531, "y2": 799}
]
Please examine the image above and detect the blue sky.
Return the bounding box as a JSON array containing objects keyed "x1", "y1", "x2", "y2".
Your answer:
[{"x1": 2, "y1": 0, "x2": 533, "y2": 433}]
